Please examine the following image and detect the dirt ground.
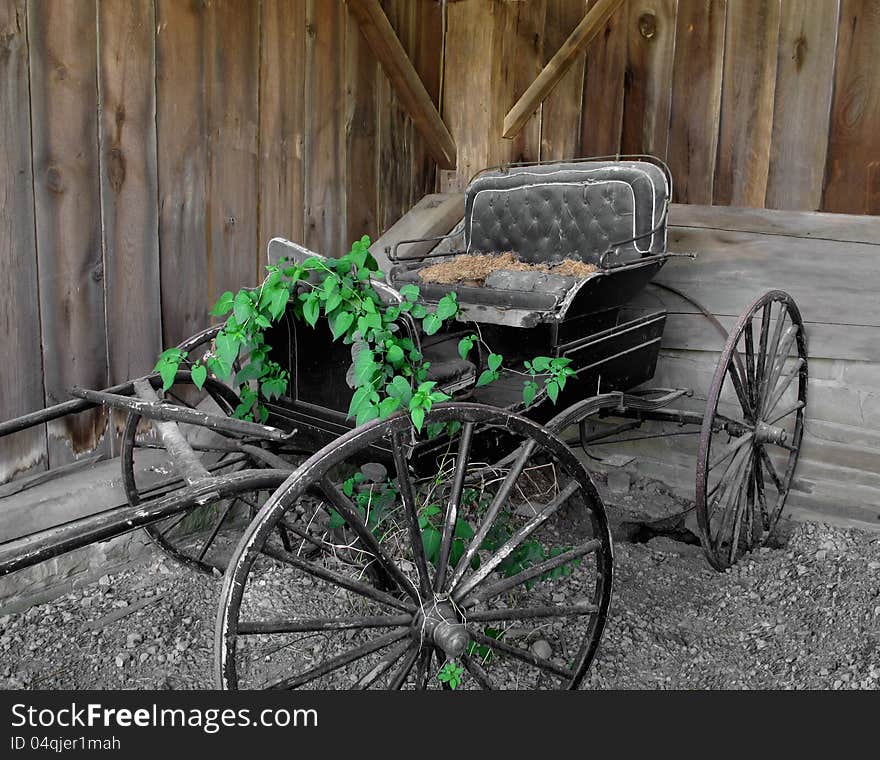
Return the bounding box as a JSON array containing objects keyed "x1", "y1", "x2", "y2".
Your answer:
[{"x1": 1, "y1": 480, "x2": 878, "y2": 689}]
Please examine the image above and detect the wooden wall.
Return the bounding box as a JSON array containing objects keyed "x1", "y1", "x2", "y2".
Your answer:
[
  {"x1": 0, "y1": 0, "x2": 442, "y2": 484},
  {"x1": 440, "y1": 0, "x2": 880, "y2": 216}
]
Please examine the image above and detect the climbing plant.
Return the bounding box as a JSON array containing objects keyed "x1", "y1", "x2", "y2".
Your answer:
[{"x1": 153, "y1": 235, "x2": 576, "y2": 430}]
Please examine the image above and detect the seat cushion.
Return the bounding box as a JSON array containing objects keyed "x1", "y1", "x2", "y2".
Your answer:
[{"x1": 464, "y1": 160, "x2": 669, "y2": 266}]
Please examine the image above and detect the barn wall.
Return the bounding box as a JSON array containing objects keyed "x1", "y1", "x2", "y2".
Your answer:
[
  {"x1": 440, "y1": 0, "x2": 880, "y2": 217},
  {"x1": 0, "y1": 0, "x2": 442, "y2": 484}
]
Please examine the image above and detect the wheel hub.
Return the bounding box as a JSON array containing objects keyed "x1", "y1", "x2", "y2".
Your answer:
[
  {"x1": 414, "y1": 598, "x2": 469, "y2": 658},
  {"x1": 754, "y1": 420, "x2": 787, "y2": 446}
]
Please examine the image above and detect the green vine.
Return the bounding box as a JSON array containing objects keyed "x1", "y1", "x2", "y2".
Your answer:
[{"x1": 153, "y1": 235, "x2": 576, "y2": 431}]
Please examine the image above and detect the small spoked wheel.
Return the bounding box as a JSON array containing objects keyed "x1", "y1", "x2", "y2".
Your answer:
[
  {"x1": 696, "y1": 290, "x2": 808, "y2": 571},
  {"x1": 216, "y1": 403, "x2": 613, "y2": 690}
]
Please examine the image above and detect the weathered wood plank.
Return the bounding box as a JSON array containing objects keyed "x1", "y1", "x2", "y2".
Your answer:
[
  {"x1": 344, "y1": 0, "x2": 379, "y2": 245},
  {"x1": 0, "y1": 0, "x2": 46, "y2": 483},
  {"x1": 541, "y1": 0, "x2": 589, "y2": 160},
  {"x1": 822, "y1": 0, "x2": 880, "y2": 214},
  {"x1": 668, "y1": 203, "x2": 880, "y2": 246},
  {"x1": 661, "y1": 225, "x2": 880, "y2": 328},
  {"x1": 503, "y1": 0, "x2": 626, "y2": 139},
  {"x1": 346, "y1": 0, "x2": 456, "y2": 168},
  {"x1": 713, "y1": 0, "x2": 780, "y2": 207},
  {"x1": 621, "y1": 0, "x2": 677, "y2": 158},
  {"x1": 369, "y1": 193, "x2": 464, "y2": 271},
  {"x1": 156, "y1": 0, "x2": 209, "y2": 347},
  {"x1": 259, "y1": 0, "x2": 306, "y2": 250},
  {"x1": 579, "y1": 0, "x2": 628, "y2": 156},
  {"x1": 97, "y1": 0, "x2": 161, "y2": 412},
  {"x1": 410, "y1": 0, "x2": 443, "y2": 197},
  {"x1": 440, "y1": 0, "x2": 494, "y2": 192},
  {"x1": 28, "y1": 0, "x2": 108, "y2": 465},
  {"x1": 206, "y1": 0, "x2": 260, "y2": 295},
  {"x1": 377, "y1": 0, "x2": 416, "y2": 232},
  {"x1": 666, "y1": 0, "x2": 726, "y2": 204},
  {"x1": 489, "y1": 0, "x2": 546, "y2": 166},
  {"x1": 304, "y1": 0, "x2": 346, "y2": 254},
  {"x1": 765, "y1": 0, "x2": 840, "y2": 211}
]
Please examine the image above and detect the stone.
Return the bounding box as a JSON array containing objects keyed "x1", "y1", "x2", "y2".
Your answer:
[
  {"x1": 530, "y1": 639, "x2": 552, "y2": 660},
  {"x1": 606, "y1": 470, "x2": 631, "y2": 494},
  {"x1": 98, "y1": 575, "x2": 111, "y2": 587}
]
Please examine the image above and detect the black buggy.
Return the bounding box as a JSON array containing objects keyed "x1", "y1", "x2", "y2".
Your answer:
[{"x1": 0, "y1": 157, "x2": 808, "y2": 690}]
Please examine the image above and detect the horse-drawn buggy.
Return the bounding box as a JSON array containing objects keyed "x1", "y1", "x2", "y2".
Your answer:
[{"x1": 0, "y1": 157, "x2": 808, "y2": 689}]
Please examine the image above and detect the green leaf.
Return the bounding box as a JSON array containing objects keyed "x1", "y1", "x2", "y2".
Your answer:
[
  {"x1": 233, "y1": 290, "x2": 255, "y2": 324},
  {"x1": 190, "y1": 363, "x2": 207, "y2": 391},
  {"x1": 158, "y1": 360, "x2": 177, "y2": 392},
  {"x1": 487, "y1": 353, "x2": 503, "y2": 372},
  {"x1": 522, "y1": 380, "x2": 538, "y2": 407},
  {"x1": 546, "y1": 379, "x2": 559, "y2": 403},
  {"x1": 421, "y1": 526, "x2": 441, "y2": 563},
  {"x1": 422, "y1": 313, "x2": 442, "y2": 335},
  {"x1": 385, "y1": 344, "x2": 404, "y2": 364},
  {"x1": 399, "y1": 284, "x2": 420, "y2": 303},
  {"x1": 387, "y1": 375, "x2": 413, "y2": 405},
  {"x1": 410, "y1": 406, "x2": 425, "y2": 432},
  {"x1": 355, "y1": 402, "x2": 380, "y2": 427},
  {"x1": 378, "y1": 396, "x2": 401, "y2": 418},
  {"x1": 348, "y1": 386, "x2": 373, "y2": 418},
  {"x1": 476, "y1": 369, "x2": 497, "y2": 387},
  {"x1": 303, "y1": 295, "x2": 320, "y2": 327},
  {"x1": 330, "y1": 310, "x2": 354, "y2": 340},
  {"x1": 215, "y1": 332, "x2": 240, "y2": 370},
  {"x1": 458, "y1": 335, "x2": 476, "y2": 360},
  {"x1": 436, "y1": 292, "x2": 459, "y2": 320},
  {"x1": 328, "y1": 510, "x2": 346, "y2": 530},
  {"x1": 211, "y1": 291, "x2": 235, "y2": 317}
]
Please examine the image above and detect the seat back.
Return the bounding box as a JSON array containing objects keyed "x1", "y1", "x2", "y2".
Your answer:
[{"x1": 464, "y1": 160, "x2": 669, "y2": 265}]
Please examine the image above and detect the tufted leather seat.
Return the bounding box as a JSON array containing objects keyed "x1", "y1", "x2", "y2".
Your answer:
[{"x1": 391, "y1": 160, "x2": 670, "y2": 313}]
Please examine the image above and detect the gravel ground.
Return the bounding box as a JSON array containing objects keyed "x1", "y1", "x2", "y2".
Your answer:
[{"x1": 1, "y1": 517, "x2": 878, "y2": 690}]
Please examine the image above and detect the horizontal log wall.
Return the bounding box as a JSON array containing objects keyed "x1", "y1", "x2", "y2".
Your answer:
[
  {"x1": 440, "y1": 0, "x2": 880, "y2": 218},
  {"x1": 0, "y1": 0, "x2": 442, "y2": 484}
]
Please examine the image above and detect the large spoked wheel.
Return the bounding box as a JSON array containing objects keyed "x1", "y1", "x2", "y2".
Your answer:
[
  {"x1": 696, "y1": 290, "x2": 808, "y2": 571},
  {"x1": 216, "y1": 403, "x2": 613, "y2": 690}
]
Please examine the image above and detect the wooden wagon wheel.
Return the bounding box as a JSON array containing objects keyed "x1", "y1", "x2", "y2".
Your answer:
[
  {"x1": 216, "y1": 403, "x2": 613, "y2": 690},
  {"x1": 695, "y1": 290, "x2": 808, "y2": 571}
]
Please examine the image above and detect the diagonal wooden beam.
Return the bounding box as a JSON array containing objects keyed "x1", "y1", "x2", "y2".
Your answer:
[
  {"x1": 502, "y1": 0, "x2": 626, "y2": 139},
  {"x1": 346, "y1": 0, "x2": 456, "y2": 169}
]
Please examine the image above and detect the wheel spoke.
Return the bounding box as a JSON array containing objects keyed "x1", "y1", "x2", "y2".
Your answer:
[
  {"x1": 762, "y1": 358, "x2": 804, "y2": 418},
  {"x1": 708, "y1": 443, "x2": 750, "y2": 527},
  {"x1": 414, "y1": 646, "x2": 432, "y2": 690},
  {"x1": 266, "y1": 628, "x2": 409, "y2": 690},
  {"x1": 274, "y1": 551, "x2": 415, "y2": 613},
  {"x1": 465, "y1": 540, "x2": 601, "y2": 606},
  {"x1": 448, "y1": 439, "x2": 538, "y2": 591},
  {"x1": 389, "y1": 644, "x2": 420, "y2": 689},
  {"x1": 727, "y1": 454, "x2": 754, "y2": 564},
  {"x1": 759, "y1": 447, "x2": 785, "y2": 491},
  {"x1": 158, "y1": 512, "x2": 188, "y2": 539},
  {"x1": 195, "y1": 500, "x2": 236, "y2": 561},
  {"x1": 756, "y1": 301, "x2": 772, "y2": 394},
  {"x1": 754, "y1": 453, "x2": 769, "y2": 530},
  {"x1": 468, "y1": 603, "x2": 598, "y2": 623},
  {"x1": 761, "y1": 324, "x2": 800, "y2": 411},
  {"x1": 707, "y1": 436, "x2": 751, "y2": 501},
  {"x1": 744, "y1": 318, "x2": 756, "y2": 410},
  {"x1": 391, "y1": 431, "x2": 433, "y2": 598},
  {"x1": 355, "y1": 640, "x2": 412, "y2": 689},
  {"x1": 726, "y1": 358, "x2": 754, "y2": 420},
  {"x1": 319, "y1": 475, "x2": 419, "y2": 602},
  {"x1": 453, "y1": 480, "x2": 580, "y2": 600},
  {"x1": 236, "y1": 613, "x2": 412, "y2": 635},
  {"x1": 708, "y1": 432, "x2": 754, "y2": 471},
  {"x1": 759, "y1": 305, "x2": 788, "y2": 405},
  {"x1": 469, "y1": 628, "x2": 572, "y2": 680},
  {"x1": 434, "y1": 422, "x2": 475, "y2": 592},
  {"x1": 766, "y1": 400, "x2": 805, "y2": 426},
  {"x1": 461, "y1": 653, "x2": 495, "y2": 689}
]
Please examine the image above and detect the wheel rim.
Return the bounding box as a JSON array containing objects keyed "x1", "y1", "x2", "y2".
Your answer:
[
  {"x1": 696, "y1": 290, "x2": 808, "y2": 570},
  {"x1": 216, "y1": 403, "x2": 613, "y2": 690}
]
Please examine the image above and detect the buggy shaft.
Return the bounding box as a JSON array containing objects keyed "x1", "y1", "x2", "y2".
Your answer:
[{"x1": 68, "y1": 386, "x2": 293, "y2": 442}]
